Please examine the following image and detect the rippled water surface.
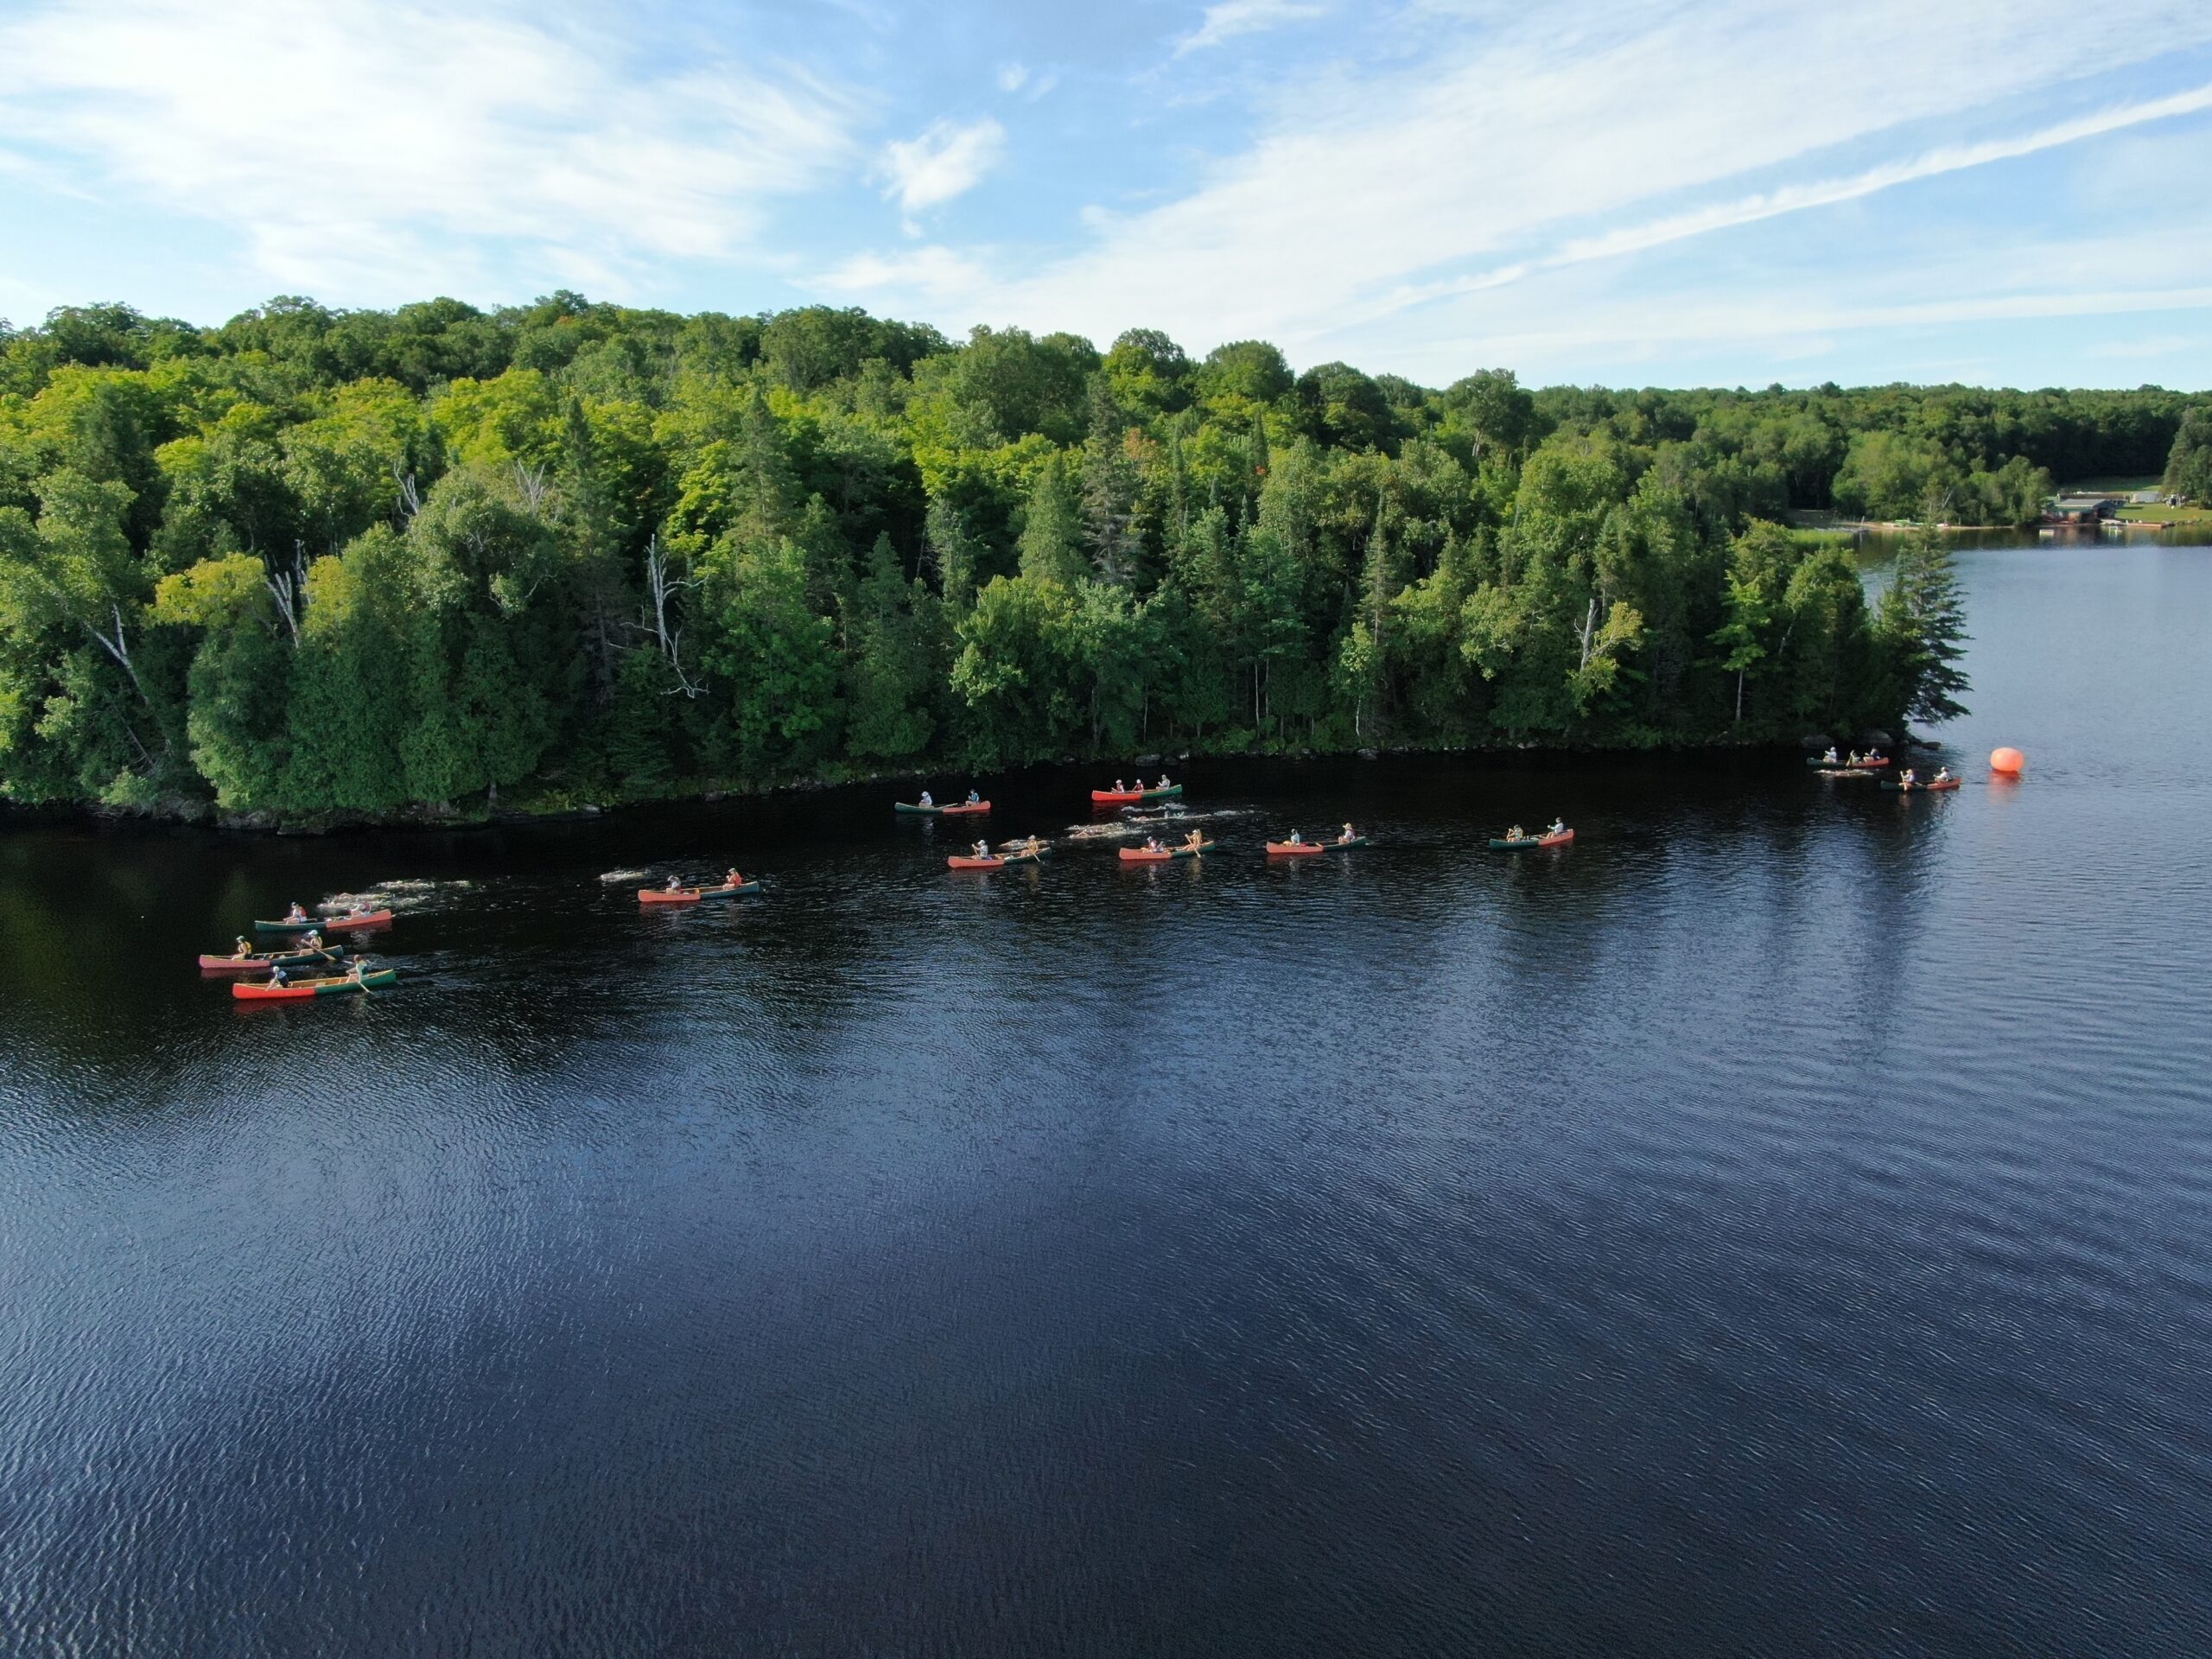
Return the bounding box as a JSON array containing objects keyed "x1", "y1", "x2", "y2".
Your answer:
[{"x1": 3, "y1": 542, "x2": 2210, "y2": 1656}]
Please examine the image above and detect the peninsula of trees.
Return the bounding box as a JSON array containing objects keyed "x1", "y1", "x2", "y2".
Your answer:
[{"x1": 0, "y1": 296, "x2": 2198, "y2": 819}]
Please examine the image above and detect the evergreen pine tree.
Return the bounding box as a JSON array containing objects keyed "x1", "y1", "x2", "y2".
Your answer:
[
  {"x1": 1880, "y1": 531, "x2": 1971, "y2": 726},
  {"x1": 1017, "y1": 456, "x2": 1088, "y2": 588}
]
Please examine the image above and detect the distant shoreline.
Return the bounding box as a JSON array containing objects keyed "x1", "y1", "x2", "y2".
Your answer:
[{"x1": 2, "y1": 735, "x2": 1940, "y2": 838}]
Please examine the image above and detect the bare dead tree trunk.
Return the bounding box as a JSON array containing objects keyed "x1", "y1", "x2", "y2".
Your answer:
[
  {"x1": 90, "y1": 602, "x2": 149, "y2": 702},
  {"x1": 266, "y1": 540, "x2": 308, "y2": 641},
  {"x1": 396, "y1": 469, "x2": 423, "y2": 522},
  {"x1": 514, "y1": 461, "x2": 550, "y2": 516},
  {"x1": 642, "y1": 536, "x2": 706, "y2": 697}
]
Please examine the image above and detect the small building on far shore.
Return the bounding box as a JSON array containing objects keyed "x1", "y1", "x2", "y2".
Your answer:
[{"x1": 2043, "y1": 493, "x2": 2122, "y2": 525}]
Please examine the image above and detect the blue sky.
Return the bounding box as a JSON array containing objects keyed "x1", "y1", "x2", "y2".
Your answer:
[{"x1": 3, "y1": 0, "x2": 2212, "y2": 389}]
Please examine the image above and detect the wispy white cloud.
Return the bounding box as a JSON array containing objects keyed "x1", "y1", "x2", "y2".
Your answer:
[
  {"x1": 827, "y1": 0, "x2": 2212, "y2": 377},
  {"x1": 820, "y1": 244, "x2": 995, "y2": 299},
  {"x1": 0, "y1": 0, "x2": 861, "y2": 298},
  {"x1": 2085, "y1": 332, "x2": 2198, "y2": 359},
  {"x1": 877, "y1": 117, "x2": 1007, "y2": 216},
  {"x1": 1378, "y1": 79, "x2": 2212, "y2": 318},
  {"x1": 1172, "y1": 0, "x2": 1326, "y2": 56},
  {"x1": 996, "y1": 62, "x2": 1029, "y2": 94}
]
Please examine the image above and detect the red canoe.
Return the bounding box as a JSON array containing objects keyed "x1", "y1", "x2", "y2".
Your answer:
[
  {"x1": 939, "y1": 801, "x2": 991, "y2": 817},
  {"x1": 638, "y1": 880, "x2": 761, "y2": 904},
  {"x1": 1265, "y1": 841, "x2": 1327, "y2": 855},
  {"x1": 319, "y1": 909, "x2": 394, "y2": 929},
  {"x1": 233, "y1": 967, "x2": 398, "y2": 1001}
]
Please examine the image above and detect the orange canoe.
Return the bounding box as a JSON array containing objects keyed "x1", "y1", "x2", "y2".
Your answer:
[
  {"x1": 1265, "y1": 841, "x2": 1326, "y2": 855},
  {"x1": 638, "y1": 880, "x2": 761, "y2": 904}
]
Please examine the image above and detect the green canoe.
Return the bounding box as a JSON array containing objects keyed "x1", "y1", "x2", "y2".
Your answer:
[
  {"x1": 233, "y1": 966, "x2": 398, "y2": 1001},
  {"x1": 1490, "y1": 830, "x2": 1573, "y2": 850}
]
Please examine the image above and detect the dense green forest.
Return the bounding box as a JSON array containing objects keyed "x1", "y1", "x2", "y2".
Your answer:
[{"x1": 0, "y1": 295, "x2": 2197, "y2": 819}]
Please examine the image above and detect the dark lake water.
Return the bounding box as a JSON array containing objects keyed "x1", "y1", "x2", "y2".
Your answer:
[{"x1": 3, "y1": 539, "x2": 2210, "y2": 1656}]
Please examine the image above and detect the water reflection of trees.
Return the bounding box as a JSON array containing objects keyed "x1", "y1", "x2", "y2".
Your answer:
[{"x1": 1, "y1": 756, "x2": 1949, "y2": 1122}]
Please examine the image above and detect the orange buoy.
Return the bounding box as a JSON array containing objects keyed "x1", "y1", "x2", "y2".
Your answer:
[{"x1": 1990, "y1": 746, "x2": 2025, "y2": 775}]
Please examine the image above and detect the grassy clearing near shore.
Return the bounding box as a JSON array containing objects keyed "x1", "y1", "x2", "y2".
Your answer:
[{"x1": 2115, "y1": 503, "x2": 2212, "y2": 524}]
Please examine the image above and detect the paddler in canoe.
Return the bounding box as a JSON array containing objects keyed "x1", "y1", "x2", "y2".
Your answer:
[
  {"x1": 965, "y1": 788, "x2": 982, "y2": 805},
  {"x1": 1338, "y1": 822, "x2": 1357, "y2": 844},
  {"x1": 1548, "y1": 818, "x2": 1567, "y2": 839},
  {"x1": 283, "y1": 901, "x2": 309, "y2": 924},
  {"x1": 1899, "y1": 767, "x2": 1917, "y2": 788},
  {"x1": 1183, "y1": 830, "x2": 1206, "y2": 852},
  {"x1": 1157, "y1": 774, "x2": 1173, "y2": 791},
  {"x1": 1933, "y1": 766, "x2": 1954, "y2": 785},
  {"x1": 724, "y1": 868, "x2": 745, "y2": 889},
  {"x1": 266, "y1": 963, "x2": 289, "y2": 988},
  {"x1": 1020, "y1": 836, "x2": 1046, "y2": 859},
  {"x1": 1504, "y1": 824, "x2": 1524, "y2": 842},
  {"x1": 971, "y1": 838, "x2": 991, "y2": 859},
  {"x1": 918, "y1": 789, "x2": 935, "y2": 808},
  {"x1": 230, "y1": 936, "x2": 254, "y2": 959},
  {"x1": 1821, "y1": 746, "x2": 1840, "y2": 765}
]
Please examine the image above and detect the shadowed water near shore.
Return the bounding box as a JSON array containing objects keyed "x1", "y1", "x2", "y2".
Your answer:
[{"x1": 3, "y1": 541, "x2": 2211, "y2": 1655}]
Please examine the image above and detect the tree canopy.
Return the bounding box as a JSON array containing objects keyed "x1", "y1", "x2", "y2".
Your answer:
[{"x1": 3, "y1": 293, "x2": 2177, "y2": 818}]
